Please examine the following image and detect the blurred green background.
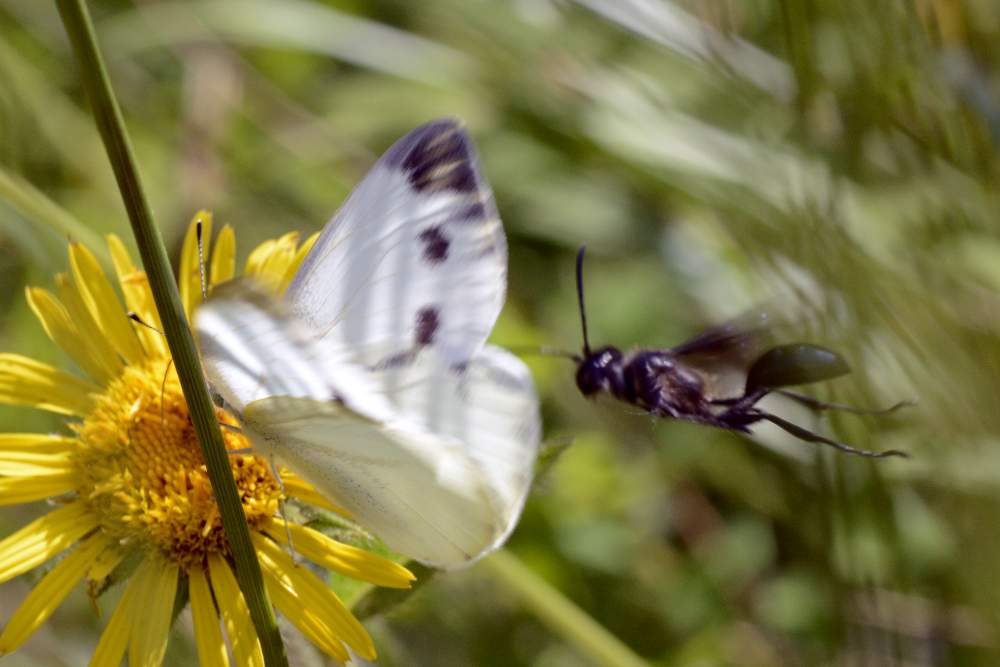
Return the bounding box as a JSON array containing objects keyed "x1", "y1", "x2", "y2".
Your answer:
[{"x1": 3, "y1": 0, "x2": 1000, "y2": 665}]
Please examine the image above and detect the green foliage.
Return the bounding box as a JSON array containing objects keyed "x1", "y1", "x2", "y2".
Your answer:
[{"x1": 3, "y1": 0, "x2": 1000, "y2": 664}]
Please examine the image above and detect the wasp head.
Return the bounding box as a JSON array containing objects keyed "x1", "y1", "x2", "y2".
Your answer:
[{"x1": 575, "y1": 346, "x2": 623, "y2": 397}]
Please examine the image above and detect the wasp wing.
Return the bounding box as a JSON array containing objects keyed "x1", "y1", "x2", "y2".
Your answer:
[{"x1": 668, "y1": 308, "x2": 777, "y2": 400}]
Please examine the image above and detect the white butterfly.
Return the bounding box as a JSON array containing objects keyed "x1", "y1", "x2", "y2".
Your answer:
[{"x1": 194, "y1": 119, "x2": 541, "y2": 569}]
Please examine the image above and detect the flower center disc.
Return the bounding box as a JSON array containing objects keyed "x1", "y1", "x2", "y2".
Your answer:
[{"x1": 72, "y1": 359, "x2": 281, "y2": 568}]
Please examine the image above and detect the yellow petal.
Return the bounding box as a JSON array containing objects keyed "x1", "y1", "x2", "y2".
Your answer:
[
  {"x1": 128, "y1": 556, "x2": 178, "y2": 667},
  {"x1": 107, "y1": 235, "x2": 167, "y2": 359},
  {"x1": 262, "y1": 518, "x2": 413, "y2": 589},
  {"x1": 26, "y1": 288, "x2": 117, "y2": 385},
  {"x1": 55, "y1": 273, "x2": 126, "y2": 379},
  {"x1": 279, "y1": 471, "x2": 350, "y2": 515},
  {"x1": 89, "y1": 560, "x2": 138, "y2": 667},
  {"x1": 0, "y1": 502, "x2": 96, "y2": 583},
  {"x1": 0, "y1": 532, "x2": 110, "y2": 655},
  {"x1": 69, "y1": 243, "x2": 144, "y2": 364},
  {"x1": 0, "y1": 353, "x2": 98, "y2": 416},
  {"x1": 180, "y1": 210, "x2": 213, "y2": 319},
  {"x1": 0, "y1": 471, "x2": 76, "y2": 506},
  {"x1": 189, "y1": 567, "x2": 230, "y2": 667},
  {"x1": 0, "y1": 433, "x2": 76, "y2": 454},
  {"x1": 0, "y1": 450, "x2": 70, "y2": 476},
  {"x1": 261, "y1": 572, "x2": 349, "y2": 663},
  {"x1": 210, "y1": 224, "x2": 236, "y2": 289},
  {"x1": 245, "y1": 232, "x2": 300, "y2": 293},
  {"x1": 253, "y1": 533, "x2": 374, "y2": 660},
  {"x1": 244, "y1": 239, "x2": 274, "y2": 279},
  {"x1": 278, "y1": 231, "x2": 320, "y2": 293},
  {"x1": 208, "y1": 555, "x2": 264, "y2": 667},
  {"x1": 87, "y1": 544, "x2": 124, "y2": 584}
]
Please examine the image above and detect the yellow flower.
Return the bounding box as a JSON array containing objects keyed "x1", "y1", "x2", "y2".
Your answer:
[{"x1": 0, "y1": 211, "x2": 414, "y2": 666}]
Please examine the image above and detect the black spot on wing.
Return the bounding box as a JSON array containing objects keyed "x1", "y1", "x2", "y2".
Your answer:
[
  {"x1": 458, "y1": 201, "x2": 487, "y2": 221},
  {"x1": 415, "y1": 307, "x2": 440, "y2": 347},
  {"x1": 383, "y1": 119, "x2": 479, "y2": 194},
  {"x1": 418, "y1": 226, "x2": 450, "y2": 264}
]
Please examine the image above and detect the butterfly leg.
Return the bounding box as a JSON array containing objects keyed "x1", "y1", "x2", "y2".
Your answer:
[
  {"x1": 773, "y1": 389, "x2": 914, "y2": 415},
  {"x1": 217, "y1": 423, "x2": 254, "y2": 454},
  {"x1": 751, "y1": 410, "x2": 909, "y2": 459},
  {"x1": 269, "y1": 458, "x2": 301, "y2": 565}
]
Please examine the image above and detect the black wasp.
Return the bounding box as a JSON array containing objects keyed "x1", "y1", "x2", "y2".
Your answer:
[{"x1": 569, "y1": 247, "x2": 908, "y2": 458}]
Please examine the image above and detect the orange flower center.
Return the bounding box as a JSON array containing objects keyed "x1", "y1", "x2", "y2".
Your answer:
[{"x1": 71, "y1": 358, "x2": 281, "y2": 568}]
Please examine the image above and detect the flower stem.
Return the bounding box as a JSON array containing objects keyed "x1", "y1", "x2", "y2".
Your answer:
[
  {"x1": 481, "y1": 551, "x2": 650, "y2": 667},
  {"x1": 52, "y1": 2, "x2": 288, "y2": 665}
]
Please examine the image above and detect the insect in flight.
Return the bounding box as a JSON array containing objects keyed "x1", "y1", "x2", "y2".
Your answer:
[
  {"x1": 569, "y1": 247, "x2": 908, "y2": 459},
  {"x1": 194, "y1": 119, "x2": 541, "y2": 569}
]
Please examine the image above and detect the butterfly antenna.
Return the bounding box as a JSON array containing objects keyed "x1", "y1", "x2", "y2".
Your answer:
[
  {"x1": 576, "y1": 245, "x2": 592, "y2": 356},
  {"x1": 159, "y1": 358, "x2": 174, "y2": 426},
  {"x1": 128, "y1": 312, "x2": 163, "y2": 335},
  {"x1": 124, "y1": 317, "x2": 174, "y2": 425},
  {"x1": 196, "y1": 219, "x2": 208, "y2": 300}
]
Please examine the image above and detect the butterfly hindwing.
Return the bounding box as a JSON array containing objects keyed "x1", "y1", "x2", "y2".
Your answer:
[
  {"x1": 286, "y1": 118, "x2": 507, "y2": 369},
  {"x1": 196, "y1": 282, "x2": 540, "y2": 569},
  {"x1": 241, "y1": 395, "x2": 502, "y2": 568},
  {"x1": 369, "y1": 344, "x2": 541, "y2": 546}
]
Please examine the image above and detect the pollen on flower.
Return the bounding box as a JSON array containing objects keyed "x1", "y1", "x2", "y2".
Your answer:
[{"x1": 71, "y1": 358, "x2": 282, "y2": 569}]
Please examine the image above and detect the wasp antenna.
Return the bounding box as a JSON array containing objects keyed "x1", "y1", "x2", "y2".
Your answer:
[
  {"x1": 576, "y1": 245, "x2": 592, "y2": 356},
  {"x1": 541, "y1": 346, "x2": 584, "y2": 362},
  {"x1": 508, "y1": 345, "x2": 582, "y2": 362},
  {"x1": 196, "y1": 218, "x2": 208, "y2": 301}
]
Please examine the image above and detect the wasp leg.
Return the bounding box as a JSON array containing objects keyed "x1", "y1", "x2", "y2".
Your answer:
[
  {"x1": 773, "y1": 390, "x2": 913, "y2": 415},
  {"x1": 752, "y1": 411, "x2": 908, "y2": 459},
  {"x1": 710, "y1": 388, "x2": 770, "y2": 411}
]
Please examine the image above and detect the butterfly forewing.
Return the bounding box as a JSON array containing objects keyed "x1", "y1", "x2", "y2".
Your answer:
[
  {"x1": 196, "y1": 282, "x2": 391, "y2": 418},
  {"x1": 286, "y1": 119, "x2": 507, "y2": 370}
]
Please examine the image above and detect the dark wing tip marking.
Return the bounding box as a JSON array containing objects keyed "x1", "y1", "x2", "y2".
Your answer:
[
  {"x1": 384, "y1": 118, "x2": 480, "y2": 194},
  {"x1": 418, "y1": 226, "x2": 450, "y2": 264},
  {"x1": 415, "y1": 306, "x2": 440, "y2": 346}
]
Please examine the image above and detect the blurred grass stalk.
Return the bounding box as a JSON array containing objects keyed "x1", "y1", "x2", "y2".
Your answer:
[
  {"x1": 0, "y1": 164, "x2": 108, "y2": 264},
  {"x1": 51, "y1": 1, "x2": 289, "y2": 665},
  {"x1": 482, "y1": 551, "x2": 650, "y2": 667}
]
